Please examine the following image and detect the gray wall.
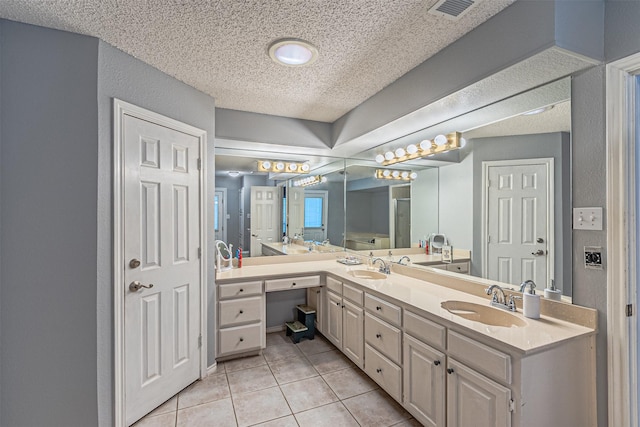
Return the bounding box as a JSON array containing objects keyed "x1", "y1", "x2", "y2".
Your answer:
[
  {"x1": 346, "y1": 188, "x2": 390, "y2": 236},
  {"x1": 0, "y1": 20, "x2": 217, "y2": 426},
  {"x1": 266, "y1": 290, "x2": 308, "y2": 329},
  {"x1": 0, "y1": 21, "x2": 99, "y2": 426},
  {"x1": 411, "y1": 168, "x2": 439, "y2": 246},
  {"x1": 326, "y1": 181, "x2": 345, "y2": 246},
  {"x1": 438, "y1": 148, "x2": 474, "y2": 251}
]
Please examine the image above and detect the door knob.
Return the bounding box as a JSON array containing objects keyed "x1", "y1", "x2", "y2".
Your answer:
[
  {"x1": 129, "y1": 258, "x2": 141, "y2": 269},
  {"x1": 129, "y1": 281, "x2": 154, "y2": 292},
  {"x1": 531, "y1": 249, "x2": 545, "y2": 256},
  {"x1": 536, "y1": 237, "x2": 544, "y2": 243}
]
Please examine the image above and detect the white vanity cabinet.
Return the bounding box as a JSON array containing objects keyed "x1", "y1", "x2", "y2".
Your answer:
[
  {"x1": 325, "y1": 276, "x2": 364, "y2": 368},
  {"x1": 217, "y1": 280, "x2": 265, "y2": 359},
  {"x1": 363, "y1": 292, "x2": 403, "y2": 401},
  {"x1": 306, "y1": 286, "x2": 325, "y2": 333}
]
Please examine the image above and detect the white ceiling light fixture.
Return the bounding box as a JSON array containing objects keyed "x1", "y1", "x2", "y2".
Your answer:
[
  {"x1": 376, "y1": 169, "x2": 417, "y2": 181},
  {"x1": 377, "y1": 132, "x2": 462, "y2": 166},
  {"x1": 268, "y1": 38, "x2": 319, "y2": 67}
]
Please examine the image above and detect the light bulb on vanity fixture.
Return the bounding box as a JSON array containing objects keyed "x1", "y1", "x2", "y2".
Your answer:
[
  {"x1": 258, "y1": 160, "x2": 310, "y2": 174},
  {"x1": 376, "y1": 169, "x2": 416, "y2": 181},
  {"x1": 376, "y1": 131, "x2": 463, "y2": 166}
]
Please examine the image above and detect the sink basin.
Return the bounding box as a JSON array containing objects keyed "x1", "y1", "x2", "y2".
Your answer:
[
  {"x1": 348, "y1": 269, "x2": 387, "y2": 280},
  {"x1": 441, "y1": 300, "x2": 527, "y2": 328}
]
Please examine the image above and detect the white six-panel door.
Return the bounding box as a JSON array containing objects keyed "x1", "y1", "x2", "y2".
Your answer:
[
  {"x1": 250, "y1": 186, "x2": 280, "y2": 257},
  {"x1": 484, "y1": 159, "x2": 552, "y2": 287},
  {"x1": 123, "y1": 115, "x2": 201, "y2": 425}
]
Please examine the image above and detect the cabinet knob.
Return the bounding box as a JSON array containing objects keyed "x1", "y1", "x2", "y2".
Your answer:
[
  {"x1": 292, "y1": 282, "x2": 297, "y2": 286},
  {"x1": 447, "y1": 368, "x2": 454, "y2": 374},
  {"x1": 376, "y1": 368, "x2": 382, "y2": 373},
  {"x1": 239, "y1": 288, "x2": 244, "y2": 292},
  {"x1": 239, "y1": 310, "x2": 244, "y2": 314},
  {"x1": 336, "y1": 302, "x2": 341, "y2": 306},
  {"x1": 316, "y1": 290, "x2": 320, "y2": 294},
  {"x1": 376, "y1": 306, "x2": 382, "y2": 311},
  {"x1": 376, "y1": 333, "x2": 382, "y2": 339},
  {"x1": 239, "y1": 337, "x2": 244, "y2": 342},
  {"x1": 434, "y1": 360, "x2": 441, "y2": 366}
]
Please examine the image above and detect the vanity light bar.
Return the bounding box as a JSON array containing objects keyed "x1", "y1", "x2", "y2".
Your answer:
[
  {"x1": 375, "y1": 169, "x2": 418, "y2": 181},
  {"x1": 375, "y1": 131, "x2": 462, "y2": 166},
  {"x1": 293, "y1": 175, "x2": 327, "y2": 187},
  {"x1": 258, "y1": 160, "x2": 310, "y2": 174}
]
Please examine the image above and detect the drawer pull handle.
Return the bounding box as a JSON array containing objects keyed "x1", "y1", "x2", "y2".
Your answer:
[
  {"x1": 316, "y1": 290, "x2": 320, "y2": 294},
  {"x1": 376, "y1": 306, "x2": 382, "y2": 311},
  {"x1": 292, "y1": 282, "x2": 296, "y2": 286},
  {"x1": 376, "y1": 333, "x2": 382, "y2": 339},
  {"x1": 376, "y1": 368, "x2": 382, "y2": 373},
  {"x1": 336, "y1": 302, "x2": 341, "y2": 306},
  {"x1": 239, "y1": 337, "x2": 244, "y2": 342},
  {"x1": 239, "y1": 288, "x2": 244, "y2": 292},
  {"x1": 239, "y1": 310, "x2": 244, "y2": 314},
  {"x1": 434, "y1": 360, "x2": 441, "y2": 366},
  {"x1": 447, "y1": 368, "x2": 454, "y2": 374}
]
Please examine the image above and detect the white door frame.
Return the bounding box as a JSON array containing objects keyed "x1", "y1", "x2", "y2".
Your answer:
[
  {"x1": 113, "y1": 99, "x2": 208, "y2": 427},
  {"x1": 304, "y1": 189, "x2": 329, "y2": 242},
  {"x1": 480, "y1": 158, "x2": 554, "y2": 284},
  {"x1": 606, "y1": 53, "x2": 640, "y2": 427}
]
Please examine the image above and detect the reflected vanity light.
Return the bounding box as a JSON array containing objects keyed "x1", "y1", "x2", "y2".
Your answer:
[
  {"x1": 258, "y1": 160, "x2": 309, "y2": 174},
  {"x1": 375, "y1": 131, "x2": 462, "y2": 166},
  {"x1": 376, "y1": 169, "x2": 416, "y2": 181},
  {"x1": 293, "y1": 175, "x2": 326, "y2": 187}
]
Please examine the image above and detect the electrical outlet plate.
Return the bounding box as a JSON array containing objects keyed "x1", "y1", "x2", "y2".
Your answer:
[
  {"x1": 573, "y1": 207, "x2": 603, "y2": 230},
  {"x1": 584, "y1": 246, "x2": 603, "y2": 269}
]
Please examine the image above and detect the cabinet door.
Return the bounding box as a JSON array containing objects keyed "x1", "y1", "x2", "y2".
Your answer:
[
  {"x1": 447, "y1": 358, "x2": 511, "y2": 427},
  {"x1": 326, "y1": 291, "x2": 343, "y2": 348},
  {"x1": 403, "y1": 334, "x2": 445, "y2": 427},
  {"x1": 307, "y1": 287, "x2": 325, "y2": 333},
  {"x1": 342, "y1": 299, "x2": 364, "y2": 368}
]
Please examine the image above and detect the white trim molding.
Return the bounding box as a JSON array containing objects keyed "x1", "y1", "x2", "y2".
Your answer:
[
  {"x1": 113, "y1": 99, "x2": 208, "y2": 427},
  {"x1": 606, "y1": 53, "x2": 640, "y2": 427}
]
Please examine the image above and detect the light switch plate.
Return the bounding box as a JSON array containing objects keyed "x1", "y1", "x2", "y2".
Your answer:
[{"x1": 573, "y1": 207, "x2": 603, "y2": 230}]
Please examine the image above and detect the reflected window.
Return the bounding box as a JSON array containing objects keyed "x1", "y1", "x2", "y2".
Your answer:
[
  {"x1": 214, "y1": 194, "x2": 219, "y2": 232},
  {"x1": 304, "y1": 197, "x2": 323, "y2": 228}
]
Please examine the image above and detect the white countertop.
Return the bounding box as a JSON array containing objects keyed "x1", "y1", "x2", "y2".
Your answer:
[{"x1": 216, "y1": 259, "x2": 596, "y2": 355}]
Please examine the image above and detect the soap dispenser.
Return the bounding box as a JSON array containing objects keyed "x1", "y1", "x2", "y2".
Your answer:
[{"x1": 522, "y1": 281, "x2": 540, "y2": 319}]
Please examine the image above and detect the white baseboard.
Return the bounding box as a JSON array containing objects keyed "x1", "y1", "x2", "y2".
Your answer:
[
  {"x1": 266, "y1": 325, "x2": 285, "y2": 334},
  {"x1": 207, "y1": 363, "x2": 220, "y2": 376}
]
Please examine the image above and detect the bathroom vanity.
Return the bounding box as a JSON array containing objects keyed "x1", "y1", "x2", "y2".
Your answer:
[{"x1": 215, "y1": 257, "x2": 597, "y2": 427}]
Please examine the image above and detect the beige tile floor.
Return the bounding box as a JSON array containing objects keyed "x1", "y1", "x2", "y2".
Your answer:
[{"x1": 134, "y1": 331, "x2": 423, "y2": 427}]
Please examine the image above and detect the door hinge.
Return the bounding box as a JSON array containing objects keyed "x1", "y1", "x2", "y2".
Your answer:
[
  {"x1": 197, "y1": 158, "x2": 202, "y2": 170},
  {"x1": 627, "y1": 304, "x2": 633, "y2": 317},
  {"x1": 198, "y1": 247, "x2": 201, "y2": 258},
  {"x1": 509, "y1": 398, "x2": 515, "y2": 412},
  {"x1": 487, "y1": 235, "x2": 491, "y2": 243},
  {"x1": 198, "y1": 335, "x2": 202, "y2": 348}
]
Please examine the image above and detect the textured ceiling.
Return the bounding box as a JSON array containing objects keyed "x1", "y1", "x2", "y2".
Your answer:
[{"x1": 0, "y1": 0, "x2": 515, "y2": 122}]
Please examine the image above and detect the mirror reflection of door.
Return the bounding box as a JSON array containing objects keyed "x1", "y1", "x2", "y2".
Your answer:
[
  {"x1": 483, "y1": 158, "x2": 553, "y2": 287},
  {"x1": 304, "y1": 190, "x2": 328, "y2": 242},
  {"x1": 214, "y1": 188, "x2": 227, "y2": 243},
  {"x1": 394, "y1": 198, "x2": 411, "y2": 248},
  {"x1": 250, "y1": 186, "x2": 280, "y2": 256},
  {"x1": 288, "y1": 186, "x2": 305, "y2": 239}
]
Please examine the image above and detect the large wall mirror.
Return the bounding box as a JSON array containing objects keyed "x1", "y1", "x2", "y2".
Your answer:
[
  {"x1": 345, "y1": 77, "x2": 572, "y2": 299},
  {"x1": 214, "y1": 77, "x2": 572, "y2": 300}
]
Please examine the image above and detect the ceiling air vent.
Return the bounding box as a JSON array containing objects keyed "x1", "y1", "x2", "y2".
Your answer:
[{"x1": 428, "y1": 0, "x2": 481, "y2": 21}]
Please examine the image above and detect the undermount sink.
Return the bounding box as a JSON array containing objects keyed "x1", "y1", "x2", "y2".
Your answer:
[
  {"x1": 348, "y1": 269, "x2": 387, "y2": 280},
  {"x1": 441, "y1": 300, "x2": 527, "y2": 328}
]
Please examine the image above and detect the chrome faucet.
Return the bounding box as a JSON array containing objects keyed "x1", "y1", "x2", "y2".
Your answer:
[
  {"x1": 485, "y1": 284, "x2": 518, "y2": 312},
  {"x1": 397, "y1": 256, "x2": 411, "y2": 265},
  {"x1": 519, "y1": 280, "x2": 536, "y2": 294},
  {"x1": 372, "y1": 258, "x2": 390, "y2": 274}
]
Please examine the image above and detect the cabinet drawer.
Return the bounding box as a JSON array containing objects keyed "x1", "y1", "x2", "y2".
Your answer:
[
  {"x1": 364, "y1": 343, "x2": 402, "y2": 402},
  {"x1": 219, "y1": 296, "x2": 262, "y2": 327},
  {"x1": 218, "y1": 281, "x2": 262, "y2": 299},
  {"x1": 365, "y1": 293, "x2": 402, "y2": 326},
  {"x1": 448, "y1": 330, "x2": 512, "y2": 384},
  {"x1": 218, "y1": 323, "x2": 262, "y2": 356},
  {"x1": 404, "y1": 310, "x2": 446, "y2": 350},
  {"x1": 365, "y1": 312, "x2": 401, "y2": 364},
  {"x1": 265, "y1": 275, "x2": 320, "y2": 292},
  {"x1": 343, "y1": 283, "x2": 363, "y2": 305},
  {"x1": 326, "y1": 276, "x2": 342, "y2": 294},
  {"x1": 445, "y1": 262, "x2": 469, "y2": 274}
]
